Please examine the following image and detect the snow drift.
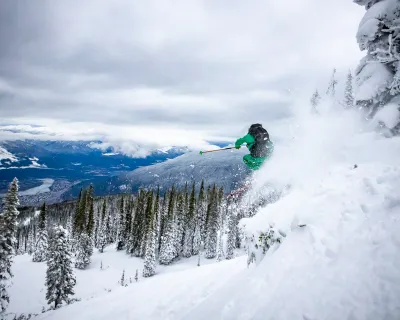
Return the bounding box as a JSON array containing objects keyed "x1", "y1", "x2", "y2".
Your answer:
[{"x1": 187, "y1": 98, "x2": 400, "y2": 319}]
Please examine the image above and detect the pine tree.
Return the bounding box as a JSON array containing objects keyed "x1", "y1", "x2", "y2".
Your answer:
[
  {"x1": 153, "y1": 188, "x2": 161, "y2": 255},
  {"x1": 125, "y1": 199, "x2": 133, "y2": 244},
  {"x1": 97, "y1": 201, "x2": 108, "y2": 253},
  {"x1": 66, "y1": 216, "x2": 73, "y2": 240},
  {"x1": 326, "y1": 68, "x2": 338, "y2": 98},
  {"x1": 139, "y1": 192, "x2": 154, "y2": 257},
  {"x1": 103, "y1": 201, "x2": 112, "y2": 244},
  {"x1": 74, "y1": 233, "x2": 93, "y2": 269},
  {"x1": 192, "y1": 223, "x2": 202, "y2": 256},
  {"x1": 197, "y1": 252, "x2": 201, "y2": 267},
  {"x1": 0, "y1": 178, "x2": 19, "y2": 313},
  {"x1": 310, "y1": 90, "x2": 321, "y2": 114},
  {"x1": 344, "y1": 69, "x2": 354, "y2": 109},
  {"x1": 159, "y1": 188, "x2": 177, "y2": 265},
  {"x1": 174, "y1": 193, "x2": 185, "y2": 257},
  {"x1": 116, "y1": 196, "x2": 125, "y2": 251},
  {"x1": 120, "y1": 269, "x2": 125, "y2": 286},
  {"x1": 32, "y1": 202, "x2": 48, "y2": 262},
  {"x1": 27, "y1": 225, "x2": 34, "y2": 255},
  {"x1": 216, "y1": 231, "x2": 224, "y2": 262},
  {"x1": 46, "y1": 226, "x2": 76, "y2": 309},
  {"x1": 225, "y1": 210, "x2": 237, "y2": 260},
  {"x1": 183, "y1": 183, "x2": 196, "y2": 258},
  {"x1": 86, "y1": 185, "x2": 95, "y2": 239},
  {"x1": 197, "y1": 180, "x2": 207, "y2": 244},
  {"x1": 205, "y1": 185, "x2": 219, "y2": 259},
  {"x1": 143, "y1": 193, "x2": 157, "y2": 278},
  {"x1": 157, "y1": 191, "x2": 169, "y2": 255},
  {"x1": 73, "y1": 189, "x2": 84, "y2": 237}
]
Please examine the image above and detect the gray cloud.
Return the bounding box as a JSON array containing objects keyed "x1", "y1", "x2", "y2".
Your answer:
[{"x1": 0, "y1": 0, "x2": 365, "y2": 152}]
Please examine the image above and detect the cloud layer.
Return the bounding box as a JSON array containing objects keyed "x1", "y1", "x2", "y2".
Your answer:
[{"x1": 0, "y1": 0, "x2": 364, "y2": 155}]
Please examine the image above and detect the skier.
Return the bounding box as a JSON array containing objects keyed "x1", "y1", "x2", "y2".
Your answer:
[{"x1": 235, "y1": 123, "x2": 274, "y2": 171}]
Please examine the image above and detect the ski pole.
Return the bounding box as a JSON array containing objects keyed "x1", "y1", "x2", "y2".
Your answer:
[{"x1": 199, "y1": 146, "x2": 238, "y2": 155}]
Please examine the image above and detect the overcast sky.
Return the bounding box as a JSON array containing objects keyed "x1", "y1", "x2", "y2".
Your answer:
[{"x1": 0, "y1": 0, "x2": 365, "y2": 156}]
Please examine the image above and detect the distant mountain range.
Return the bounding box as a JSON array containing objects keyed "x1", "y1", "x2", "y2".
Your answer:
[
  {"x1": 1, "y1": 140, "x2": 248, "y2": 206},
  {"x1": 0, "y1": 140, "x2": 188, "y2": 204},
  {"x1": 64, "y1": 148, "x2": 250, "y2": 199}
]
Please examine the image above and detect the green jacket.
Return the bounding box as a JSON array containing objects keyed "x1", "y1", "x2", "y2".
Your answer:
[{"x1": 235, "y1": 133, "x2": 255, "y2": 151}]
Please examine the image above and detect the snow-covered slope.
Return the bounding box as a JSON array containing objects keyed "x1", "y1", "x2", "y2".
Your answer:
[
  {"x1": 8, "y1": 101, "x2": 400, "y2": 320},
  {"x1": 186, "y1": 103, "x2": 400, "y2": 319},
  {"x1": 8, "y1": 247, "x2": 246, "y2": 319}
]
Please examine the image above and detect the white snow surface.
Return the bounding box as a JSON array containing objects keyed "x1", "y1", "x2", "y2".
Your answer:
[
  {"x1": 7, "y1": 247, "x2": 245, "y2": 319},
  {"x1": 8, "y1": 99, "x2": 400, "y2": 319}
]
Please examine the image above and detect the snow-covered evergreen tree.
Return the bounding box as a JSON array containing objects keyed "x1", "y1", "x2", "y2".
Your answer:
[
  {"x1": 216, "y1": 231, "x2": 224, "y2": 262},
  {"x1": 74, "y1": 233, "x2": 93, "y2": 269},
  {"x1": 326, "y1": 68, "x2": 338, "y2": 98},
  {"x1": 344, "y1": 69, "x2": 354, "y2": 109},
  {"x1": 197, "y1": 252, "x2": 201, "y2": 267},
  {"x1": 183, "y1": 183, "x2": 196, "y2": 258},
  {"x1": 159, "y1": 189, "x2": 177, "y2": 265},
  {"x1": 225, "y1": 209, "x2": 237, "y2": 260},
  {"x1": 310, "y1": 89, "x2": 321, "y2": 114},
  {"x1": 192, "y1": 223, "x2": 202, "y2": 256},
  {"x1": 97, "y1": 201, "x2": 108, "y2": 253},
  {"x1": 205, "y1": 185, "x2": 219, "y2": 259},
  {"x1": 143, "y1": 193, "x2": 157, "y2": 278},
  {"x1": 174, "y1": 193, "x2": 185, "y2": 256},
  {"x1": 157, "y1": 191, "x2": 169, "y2": 255},
  {"x1": 27, "y1": 225, "x2": 34, "y2": 255},
  {"x1": 32, "y1": 202, "x2": 48, "y2": 262},
  {"x1": 197, "y1": 180, "x2": 207, "y2": 244},
  {"x1": 353, "y1": 0, "x2": 400, "y2": 130},
  {"x1": 98, "y1": 219, "x2": 108, "y2": 254},
  {"x1": 135, "y1": 269, "x2": 138, "y2": 282},
  {"x1": 115, "y1": 196, "x2": 125, "y2": 251},
  {"x1": 86, "y1": 185, "x2": 95, "y2": 239},
  {"x1": 73, "y1": 189, "x2": 86, "y2": 237},
  {"x1": 46, "y1": 226, "x2": 76, "y2": 309},
  {"x1": 159, "y1": 215, "x2": 176, "y2": 265},
  {"x1": 153, "y1": 188, "x2": 161, "y2": 255},
  {"x1": 0, "y1": 178, "x2": 19, "y2": 313},
  {"x1": 120, "y1": 269, "x2": 125, "y2": 286}
]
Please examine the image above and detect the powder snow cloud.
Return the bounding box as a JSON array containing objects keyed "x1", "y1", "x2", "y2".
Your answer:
[{"x1": 0, "y1": 0, "x2": 364, "y2": 155}]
